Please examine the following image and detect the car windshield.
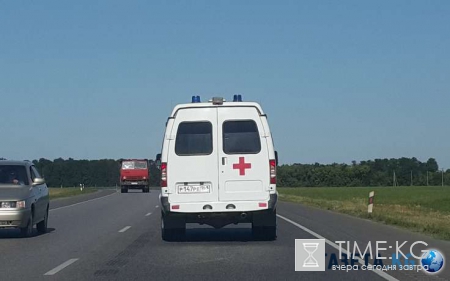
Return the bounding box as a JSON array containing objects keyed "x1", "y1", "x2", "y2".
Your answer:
[
  {"x1": 134, "y1": 161, "x2": 147, "y2": 169},
  {"x1": 0, "y1": 165, "x2": 29, "y2": 186},
  {"x1": 121, "y1": 161, "x2": 147, "y2": 170}
]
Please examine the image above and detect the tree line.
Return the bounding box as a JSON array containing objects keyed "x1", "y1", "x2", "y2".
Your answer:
[
  {"x1": 23, "y1": 157, "x2": 450, "y2": 188},
  {"x1": 30, "y1": 158, "x2": 160, "y2": 188},
  {"x1": 278, "y1": 157, "x2": 450, "y2": 187}
]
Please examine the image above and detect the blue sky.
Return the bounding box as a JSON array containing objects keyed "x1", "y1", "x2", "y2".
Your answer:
[{"x1": 1, "y1": 1, "x2": 449, "y2": 169}]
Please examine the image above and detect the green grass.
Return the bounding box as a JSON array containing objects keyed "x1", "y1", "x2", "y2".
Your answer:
[
  {"x1": 49, "y1": 187, "x2": 97, "y2": 200},
  {"x1": 278, "y1": 186, "x2": 450, "y2": 240}
]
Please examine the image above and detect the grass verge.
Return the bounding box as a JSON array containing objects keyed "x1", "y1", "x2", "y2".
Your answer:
[
  {"x1": 49, "y1": 187, "x2": 97, "y2": 200},
  {"x1": 278, "y1": 186, "x2": 450, "y2": 241}
]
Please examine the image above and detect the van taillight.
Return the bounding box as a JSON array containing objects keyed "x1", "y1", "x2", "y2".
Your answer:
[
  {"x1": 161, "y1": 162, "x2": 167, "y2": 187},
  {"x1": 269, "y1": 159, "x2": 276, "y2": 184}
]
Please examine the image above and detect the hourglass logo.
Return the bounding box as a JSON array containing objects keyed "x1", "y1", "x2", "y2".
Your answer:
[{"x1": 295, "y1": 239, "x2": 325, "y2": 271}]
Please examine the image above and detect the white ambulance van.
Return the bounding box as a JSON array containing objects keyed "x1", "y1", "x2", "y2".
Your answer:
[{"x1": 156, "y1": 95, "x2": 278, "y2": 241}]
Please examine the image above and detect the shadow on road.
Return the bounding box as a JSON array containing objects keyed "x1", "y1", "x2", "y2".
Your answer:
[
  {"x1": 0, "y1": 227, "x2": 56, "y2": 239},
  {"x1": 178, "y1": 226, "x2": 272, "y2": 242}
]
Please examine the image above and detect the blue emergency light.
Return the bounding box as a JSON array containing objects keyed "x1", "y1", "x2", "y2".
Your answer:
[
  {"x1": 191, "y1": 96, "x2": 201, "y2": 103},
  {"x1": 233, "y1": 95, "x2": 243, "y2": 102}
]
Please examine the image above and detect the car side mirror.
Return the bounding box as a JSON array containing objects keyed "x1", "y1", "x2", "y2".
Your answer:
[
  {"x1": 155, "y1": 153, "x2": 162, "y2": 169},
  {"x1": 33, "y1": 178, "x2": 45, "y2": 185}
]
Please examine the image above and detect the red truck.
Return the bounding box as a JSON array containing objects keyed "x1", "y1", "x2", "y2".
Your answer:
[{"x1": 120, "y1": 159, "x2": 150, "y2": 193}]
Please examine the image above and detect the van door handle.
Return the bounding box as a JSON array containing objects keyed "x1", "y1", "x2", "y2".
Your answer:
[{"x1": 222, "y1": 157, "x2": 227, "y2": 165}]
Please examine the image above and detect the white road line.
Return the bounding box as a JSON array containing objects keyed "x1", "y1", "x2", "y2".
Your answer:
[
  {"x1": 44, "y1": 258, "x2": 79, "y2": 276},
  {"x1": 50, "y1": 192, "x2": 116, "y2": 212},
  {"x1": 145, "y1": 212, "x2": 152, "y2": 216},
  {"x1": 118, "y1": 226, "x2": 131, "y2": 233},
  {"x1": 155, "y1": 205, "x2": 159, "y2": 208},
  {"x1": 277, "y1": 214, "x2": 399, "y2": 281}
]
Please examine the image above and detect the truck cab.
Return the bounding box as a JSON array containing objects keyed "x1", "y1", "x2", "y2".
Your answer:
[
  {"x1": 120, "y1": 159, "x2": 150, "y2": 193},
  {"x1": 157, "y1": 95, "x2": 278, "y2": 241}
]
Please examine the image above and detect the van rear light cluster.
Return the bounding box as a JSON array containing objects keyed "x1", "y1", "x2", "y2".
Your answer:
[
  {"x1": 161, "y1": 162, "x2": 167, "y2": 187},
  {"x1": 269, "y1": 159, "x2": 277, "y2": 184}
]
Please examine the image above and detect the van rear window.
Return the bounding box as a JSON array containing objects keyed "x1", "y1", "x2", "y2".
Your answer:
[
  {"x1": 223, "y1": 120, "x2": 261, "y2": 154},
  {"x1": 175, "y1": 122, "x2": 213, "y2": 156}
]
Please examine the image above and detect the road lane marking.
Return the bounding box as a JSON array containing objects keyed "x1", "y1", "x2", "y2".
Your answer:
[
  {"x1": 50, "y1": 192, "x2": 116, "y2": 212},
  {"x1": 145, "y1": 212, "x2": 152, "y2": 216},
  {"x1": 44, "y1": 259, "x2": 79, "y2": 276},
  {"x1": 155, "y1": 205, "x2": 159, "y2": 208},
  {"x1": 277, "y1": 214, "x2": 398, "y2": 281},
  {"x1": 119, "y1": 226, "x2": 131, "y2": 233}
]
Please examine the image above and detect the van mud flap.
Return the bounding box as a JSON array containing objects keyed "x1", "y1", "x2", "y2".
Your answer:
[
  {"x1": 160, "y1": 197, "x2": 170, "y2": 213},
  {"x1": 252, "y1": 209, "x2": 276, "y2": 227}
]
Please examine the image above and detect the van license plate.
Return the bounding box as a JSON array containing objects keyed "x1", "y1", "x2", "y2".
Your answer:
[{"x1": 178, "y1": 185, "x2": 211, "y2": 194}]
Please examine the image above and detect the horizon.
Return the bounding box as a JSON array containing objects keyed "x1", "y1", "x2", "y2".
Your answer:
[{"x1": 3, "y1": 155, "x2": 448, "y2": 171}]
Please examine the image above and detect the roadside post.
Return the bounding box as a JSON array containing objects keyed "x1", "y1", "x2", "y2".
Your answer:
[{"x1": 368, "y1": 191, "x2": 375, "y2": 214}]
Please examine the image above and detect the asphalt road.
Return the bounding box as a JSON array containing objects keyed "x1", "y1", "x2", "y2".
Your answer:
[{"x1": 1, "y1": 190, "x2": 449, "y2": 281}]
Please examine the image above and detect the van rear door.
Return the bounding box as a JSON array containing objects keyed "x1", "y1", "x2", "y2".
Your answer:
[
  {"x1": 167, "y1": 108, "x2": 219, "y2": 203},
  {"x1": 217, "y1": 107, "x2": 270, "y2": 202}
]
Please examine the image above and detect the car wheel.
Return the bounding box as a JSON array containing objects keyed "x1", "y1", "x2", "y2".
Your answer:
[
  {"x1": 37, "y1": 207, "x2": 49, "y2": 234},
  {"x1": 121, "y1": 187, "x2": 128, "y2": 193},
  {"x1": 20, "y1": 217, "x2": 33, "y2": 238}
]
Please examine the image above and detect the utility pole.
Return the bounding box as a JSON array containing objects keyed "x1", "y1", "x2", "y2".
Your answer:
[
  {"x1": 442, "y1": 169, "x2": 445, "y2": 187},
  {"x1": 393, "y1": 171, "x2": 397, "y2": 187},
  {"x1": 410, "y1": 170, "x2": 413, "y2": 186},
  {"x1": 427, "y1": 171, "x2": 429, "y2": 186}
]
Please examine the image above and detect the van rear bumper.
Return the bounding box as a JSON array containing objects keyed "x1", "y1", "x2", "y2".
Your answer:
[{"x1": 160, "y1": 193, "x2": 277, "y2": 214}]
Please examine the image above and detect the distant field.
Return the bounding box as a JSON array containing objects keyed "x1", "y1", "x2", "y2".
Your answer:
[
  {"x1": 49, "y1": 187, "x2": 97, "y2": 200},
  {"x1": 278, "y1": 186, "x2": 450, "y2": 240}
]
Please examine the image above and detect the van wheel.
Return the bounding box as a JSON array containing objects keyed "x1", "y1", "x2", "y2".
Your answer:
[
  {"x1": 252, "y1": 209, "x2": 277, "y2": 241},
  {"x1": 37, "y1": 207, "x2": 49, "y2": 234},
  {"x1": 162, "y1": 228, "x2": 185, "y2": 242},
  {"x1": 20, "y1": 217, "x2": 33, "y2": 237},
  {"x1": 161, "y1": 212, "x2": 185, "y2": 241},
  {"x1": 252, "y1": 225, "x2": 277, "y2": 241}
]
